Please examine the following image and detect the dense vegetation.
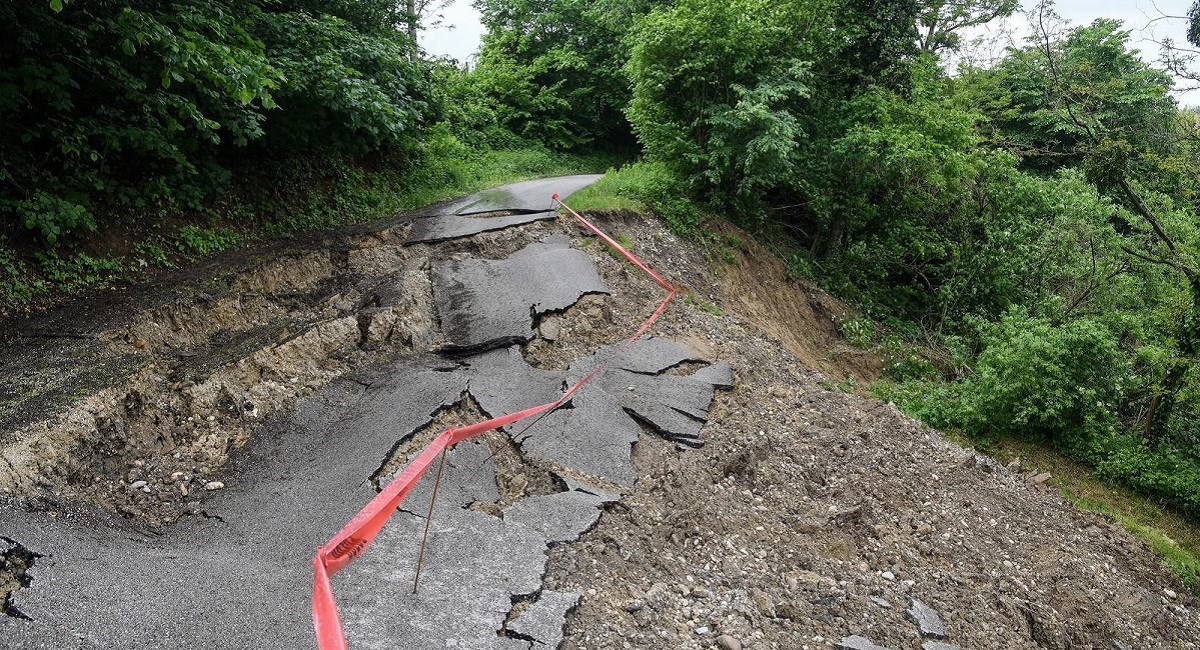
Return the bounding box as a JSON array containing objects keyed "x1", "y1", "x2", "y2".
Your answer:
[
  {"x1": 464, "y1": 0, "x2": 1200, "y2": 534},
  {"x1": 3, "y1": 0, "x2": 1199, "y2": 578}
]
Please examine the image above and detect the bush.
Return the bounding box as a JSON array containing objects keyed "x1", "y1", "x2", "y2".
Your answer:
[
  {"x1": 957, "y1": 312, "x2": 1127, "y2": 446},
  {"x1": 1094, "y1": 435, "x2": 1200, "y2": 518}
]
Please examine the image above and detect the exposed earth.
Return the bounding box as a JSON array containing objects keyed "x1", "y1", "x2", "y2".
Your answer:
[{"x1": 0, "y1": 177, "x2": 1197, "y2": 649}]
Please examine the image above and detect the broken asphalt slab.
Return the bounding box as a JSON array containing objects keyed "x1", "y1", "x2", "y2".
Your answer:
[
  {"x1": 337, "y1": 443, "x2": 604, "y2": 650},
  {"x1": 406, "y1": 175, "x2": 602, "y2": 244},
  {"x1": 467, "y1": 340, "x2": 731, "y2": 485},
  {"x1": 431, "y1": 236, "x2": 609, "y2": 355}
]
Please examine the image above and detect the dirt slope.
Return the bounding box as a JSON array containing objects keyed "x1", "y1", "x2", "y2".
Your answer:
[{"x1": 539, "y1": 211, "x2": 1198, "y2": 650}]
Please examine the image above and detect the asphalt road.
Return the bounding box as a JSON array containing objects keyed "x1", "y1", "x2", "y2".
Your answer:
[{"x1": 0, "y1": 175, "x2": 726, "y2": 649}]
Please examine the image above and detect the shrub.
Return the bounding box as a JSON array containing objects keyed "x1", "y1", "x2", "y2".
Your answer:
[{"x1": 958, "y1": 312, "x2": 1128, "y2": 446}]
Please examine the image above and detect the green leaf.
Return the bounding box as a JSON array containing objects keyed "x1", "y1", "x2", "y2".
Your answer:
[
  {"x1": 49, "y1": 0, "x2": 63, "y2": 12},
  {"x1": 121, "y1": 39, "x2": 135, "y2": 56}
]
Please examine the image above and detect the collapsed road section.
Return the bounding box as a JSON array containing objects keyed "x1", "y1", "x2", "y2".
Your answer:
[{"x1": 0, "y1": 175, "x2": 730, "y2": 649}]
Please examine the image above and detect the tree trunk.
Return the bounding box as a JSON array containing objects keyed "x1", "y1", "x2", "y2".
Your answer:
[
  {"x1": 1147, "y1": 276, "x2": 1200, "y2": 443},
  {"x1": 406, "y1": 0, "x2": 418, "y2": 52}
]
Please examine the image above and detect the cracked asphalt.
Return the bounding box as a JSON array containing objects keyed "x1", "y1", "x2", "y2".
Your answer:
[{"x1": 0, "y1": 175, "x2": 727, "y2": 649}]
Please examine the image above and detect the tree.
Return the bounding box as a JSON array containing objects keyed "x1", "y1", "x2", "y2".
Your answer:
[
  {"x1": 625, "y1": 0, "x2": 831, "y2": 208},
  {"x1": 998, "y1": 1, "x2": 1200, "y2": 443},
  {"x1": 916, "y1": 0, "x2": 1019, "y2": 54},
  {"x1": 467, "y1": 0, "x2": 664, "y2": 149}
]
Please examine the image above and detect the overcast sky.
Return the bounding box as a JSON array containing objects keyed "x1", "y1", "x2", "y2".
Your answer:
[{"x1": 420, "y1": 0, "x2": 1199, "y2": 105}]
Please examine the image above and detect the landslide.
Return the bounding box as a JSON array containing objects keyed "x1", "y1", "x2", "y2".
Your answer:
[
  {"x1": 0, "y1": 194, "x2": 1195, "y2": 650},
  {"x1": 538, "y1": 210, "x2": 1199, "y2": 650}
]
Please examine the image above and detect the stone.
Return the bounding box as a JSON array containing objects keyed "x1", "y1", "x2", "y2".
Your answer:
[
  {"x1": 750, "y1": 588, "x2": 776, "y2": 618},
  {"x1": 836, "y1": 635, "x2": 894, "y2": 650},
  {"x1": 716, "y1": 634, "x2": 743, "y2": 650},
  {"x1": 1029, "y1": 472, "x2": 1052, "y2": 486},
  {"x1": 908, "y1": 598, "x2": 946, "y2": 639},
  {"x1": 922, "y1": 642, "x2": 962, "y2": 650},
  {"x1": 203, "y1": 481, "x2": 224, "y2": 491}
]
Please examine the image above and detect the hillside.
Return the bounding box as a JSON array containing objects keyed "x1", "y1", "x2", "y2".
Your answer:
[{"x1": 1, "y1": 178, "x2": 1196, "y2": 649}]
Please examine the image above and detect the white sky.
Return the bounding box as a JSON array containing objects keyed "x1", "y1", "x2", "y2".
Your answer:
[{"x1": 420, "y1": 0, "x2": 1199, "y2": 104}]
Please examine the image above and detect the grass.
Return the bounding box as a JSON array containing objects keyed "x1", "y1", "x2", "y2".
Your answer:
[
  {"x1": 564, "y1": 160, "x2": 702, "y2": 234},
  {"x1": 683, "y1": 291, "x2": 722, "y2": 315},
  {"x1": 953, "y1": 434, "x2": 1200, "y2": 593},
  {"x1": 562, "y1": 165, "x2": 653, "y2": 213}
]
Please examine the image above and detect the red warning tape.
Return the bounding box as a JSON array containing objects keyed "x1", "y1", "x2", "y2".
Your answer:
[{"x1": 311, "y1": 195, "x2": 677, "y2": 650}]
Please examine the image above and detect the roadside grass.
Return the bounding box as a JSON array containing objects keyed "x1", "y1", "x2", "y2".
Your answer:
[
  {"x1": 563, "y1": 165, "x2": 653, "y2": 213},
  {"x1": 946, "y1": 433, "x2": 1200, "y2": 593},
  {"x1": 0, "y1": 138, "x2": 623, "y2": 315},
  {"x1": 564, "y1": 161, "x2": 702, "y2": 234}
]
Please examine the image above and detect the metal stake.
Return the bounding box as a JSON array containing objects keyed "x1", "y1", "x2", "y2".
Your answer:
[{"x1": 413, "y1": 444, "x2": 449, "y2": 594}]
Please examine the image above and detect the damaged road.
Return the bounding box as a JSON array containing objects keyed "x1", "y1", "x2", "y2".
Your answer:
[{"x1": 0, "y1": 174, "x2": 730, "y2": 648}]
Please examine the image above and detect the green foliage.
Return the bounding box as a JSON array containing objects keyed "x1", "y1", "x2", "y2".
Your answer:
[
  {"x1": 15, "y1": 192, "x2": 96, "y2": 244},
  {"x1": 881, "y1": 335, "x2": 939, "y2": 382},
  {"x1": 917, "y1": 0, "x2": 1019, "y2": 54},
  {"x1": 1094, "y1": 436, "x2": 1200, "y2": 517},
  {"x1": 468, "y1": 0, "x2": 660, "y2": 150},
  {"x1": 837, "y1": 316, "x2": 876, "y2": 349},
  {"x1": 175, "y1": 225, "x2": 242, "y2": 257},
  {"x1": 1, "y1": 0, "x2": 435, "y2": 246},
  {"x1": 972, "y1": 17, "x2": 1178, "y2": 173},
  {"x1": 258, "y1": 9, "x2": 434, "y2": 153},
  {"x1": 958, "y1": 312, "x2": 1127, "y2": 443},
  {"x1": 625, "y1": 0, "x2": 826, "y2": 211}
]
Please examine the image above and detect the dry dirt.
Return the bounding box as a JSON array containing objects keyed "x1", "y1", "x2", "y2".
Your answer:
[{"x1": 0, "y1": 201, "x2": 1196, "y2": 649}]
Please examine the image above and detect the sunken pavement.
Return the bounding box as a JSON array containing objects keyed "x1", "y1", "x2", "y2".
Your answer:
[{"x1": 0, "y1": 176, "x2": 732, "y2": 649}]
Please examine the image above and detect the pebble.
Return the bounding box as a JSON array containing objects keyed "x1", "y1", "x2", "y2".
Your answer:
[
  {"x1": 881, "y1": 570, "x2": 895, "y2": 581},
  {"x1": 204, "y1": 481, "x2": 226, "y2": 491},
  {"x1": 836, "y1": 635, "x2": 891, "y2": 650},
  {"x1": 695, "y1": 626, "x2": 709, "y2": 634},
  {"x1": 129, "y1": 480, "x2": 147, "y2": 489},
  {"x1": 716, "y1": 634, "x2": 743, "y2": 650}
]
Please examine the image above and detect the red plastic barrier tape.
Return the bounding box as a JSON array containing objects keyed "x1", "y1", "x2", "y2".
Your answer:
[{"x1": 312, "y1": 195, "x2": 677, "y2": 650}]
